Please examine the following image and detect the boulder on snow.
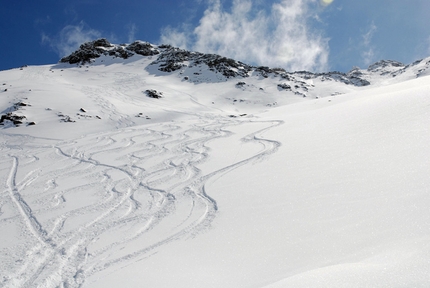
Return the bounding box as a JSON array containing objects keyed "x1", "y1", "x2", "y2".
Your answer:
[
  {"x1": 0, "y1": 113, "x2": 26, "y2": 126},
  {"x1": 277, "y1": 83, "x2": 292, "y2": 90},
  {"x1": 145, "y1": 89, "x2": 163, "y2": 99}
]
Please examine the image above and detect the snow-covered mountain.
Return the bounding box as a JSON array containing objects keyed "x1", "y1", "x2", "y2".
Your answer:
[{"x1": 1, "y1": 39, "x2": 430, "y2": 288}]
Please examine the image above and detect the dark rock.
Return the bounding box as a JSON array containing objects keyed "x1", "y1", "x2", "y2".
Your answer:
[
  {"x1": 368, "y1": 60, "x2": 404, "y2": 72},
  {"x1": 158, "y1": 44, "x2": 173, "y2": 49},
  {"x1": 108, "y1": 46, "x2": 134, "y2": 59},
  {"x1": 203, "y1": 54, "x2": 251, "y2": 78},
  {"x1": 58, "y1": 113, "x2": 75, "y2": 123},
  {"x1": 255, "y1": 66, "x2": 273, "y2": 78},
  {"x1": 0, "y1": 113, "x2": 26, "y2": 126},
  {"x1": 145, "y1": 89, "x2": 163, "y2": 99},
  {"x1": 60, "y1": 38, "x2": 142, "y2": 63},
  {"x1": 15, "y1": 102, "x2": 29, "y2": 107},
  {"x1": 126, "y1": 41, "x2": 160, "y2": 56},
  {"x1": 159, "y1": 61, "x2": 185, "y2": 72},
  {"x1": 60, "y1": 38, "x2": 113, "y2": 64},
  {"x1": 272, "y1": 67, "x2": 286, "y2": 73},
  {"x1": 150, "y1": 48, "x2": 251, "y2": 78},
  {"x1": 61, "y1": 116, "x2": 75, "y2": 123},
  {"x1": 278, "y1": 83, "x2": 291, "y2": 90},
  {"x1": 93, "y1": 39, "x2": 112, "y2": 48},
  {"x1": 80, "y1": 108, "x2": 86, "y2": 112}
]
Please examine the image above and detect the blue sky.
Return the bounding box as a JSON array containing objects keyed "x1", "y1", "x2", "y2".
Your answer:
[{"x1": 1, "y1": 0, "x2": 430, "y2": 72}]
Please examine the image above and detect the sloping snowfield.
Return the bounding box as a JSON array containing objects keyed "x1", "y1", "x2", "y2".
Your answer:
[{"x1": 1, "y1": 53, "x2": 430, "y2": 287}]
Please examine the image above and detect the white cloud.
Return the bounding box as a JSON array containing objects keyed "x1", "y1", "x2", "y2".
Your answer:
[
  {"x1": 42, "y1": 21, "x2": 101, "y2": 57},
  {"x1": 160, "y1": 0, "x2": 329, "y2": 72},
  {"x1": 160, "y1": 26, "x2": 191, "y2": 50},
  {"x1": 361, "y1": 22, "x2": 377, "y2": 66},
  {"x1": 127, "y1": 24, "x2": 138, "y2": 43}
]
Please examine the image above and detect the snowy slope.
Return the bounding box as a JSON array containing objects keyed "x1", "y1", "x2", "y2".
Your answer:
[{"x1": 1, "y1": 39, "x2": 430, "y2": 288}]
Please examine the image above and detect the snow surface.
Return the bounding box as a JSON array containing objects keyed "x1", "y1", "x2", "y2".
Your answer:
[{"x1": 1, "y1": 52, "x2": 430, "y2": 288}]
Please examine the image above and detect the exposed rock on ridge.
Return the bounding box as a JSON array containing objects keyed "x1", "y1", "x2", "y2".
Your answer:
[
  {"x1": 60, "y1": 39, "x2": 160, "y2": 64},
  {"x1": 150, "y1": 47, "x2": 252, "y2": 78},
  {"x1": 60, "y1": 38, "x2": 430, "y2": 87}
]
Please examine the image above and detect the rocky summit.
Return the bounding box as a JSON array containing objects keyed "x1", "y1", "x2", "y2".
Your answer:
[{"x1": 60, "y1": 38, "x2": 430, "y2": 89}]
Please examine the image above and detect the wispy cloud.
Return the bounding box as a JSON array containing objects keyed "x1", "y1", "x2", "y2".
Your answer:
[
  {"x1": 127, "y1": 23, "x2": 138, "y2": 43},
  {"x1": 160, "y1": 0, "x2": 329, "y2": 72},
  {"x1": 42, "y1": 21, "x2": 101, "y2": 57},
  {"x1": 361, "y1": 22, "x2": 377, "y2": 66},
  {"x1": 161, "y1": 26, "x2": 190, "y2": 49}
]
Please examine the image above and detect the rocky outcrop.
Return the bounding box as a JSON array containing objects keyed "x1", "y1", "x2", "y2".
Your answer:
[
  {"x1": 145, "y1": 89, "x2": 163, "y2": 99},
  {"x1": 277, "y1": 83, "x2": 292, "y2": 90},
  {"x1": 367, "y1": 60, "x2": 404, "y2": 73},
  {"x1": 0, "y1": 102, "x2": 32, "y2": 126},
  {"x1": 60, "y1": 39, "x2": 160, "y2": 64},
  {"x1": 108, "y1": 46, "x2": 134, "y2": 59},
  {"x1": 61, "y1": 39, "x2": 252, "y2": 79},
  {"x1": 0, "y1": 113, "x2": 26, "y2": 126},
  {"x1": 150, "y1": 47, "x2": 252, "y2": 78},
  {"x1": 126, "y1": 41, "x2": 160, "y2": 56},
  {"x1": 60, "y1": 39, "x2": 114, "y2": 64}
]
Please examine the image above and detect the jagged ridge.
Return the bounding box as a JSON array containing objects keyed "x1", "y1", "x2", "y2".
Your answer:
[{"x1": 59, "y1": 38, "x2": 375, "y2": 87}]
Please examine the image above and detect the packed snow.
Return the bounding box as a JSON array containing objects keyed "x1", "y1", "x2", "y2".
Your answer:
[{"x1": 1, "y1": 43, "x2": 430, "y2": 287}]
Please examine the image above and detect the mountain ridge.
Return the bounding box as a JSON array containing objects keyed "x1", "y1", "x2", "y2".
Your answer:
[{"x1": 60, "y1": 38, "x2": 430, "y2": 85}]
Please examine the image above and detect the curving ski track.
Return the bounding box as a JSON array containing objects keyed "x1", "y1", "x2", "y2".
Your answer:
[{"x1": 0, "y1": 115, "x2": 281, "y2": 288}]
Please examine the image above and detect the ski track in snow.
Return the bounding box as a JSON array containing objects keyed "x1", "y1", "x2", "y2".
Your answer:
[{"x1": 0, "y1": 113, "x2": 281, "y2": 287}]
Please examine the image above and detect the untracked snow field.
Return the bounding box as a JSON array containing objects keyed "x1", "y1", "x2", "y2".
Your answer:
[{"x1": 1, "y1": 56, "x2": 430, "y2": 287}]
